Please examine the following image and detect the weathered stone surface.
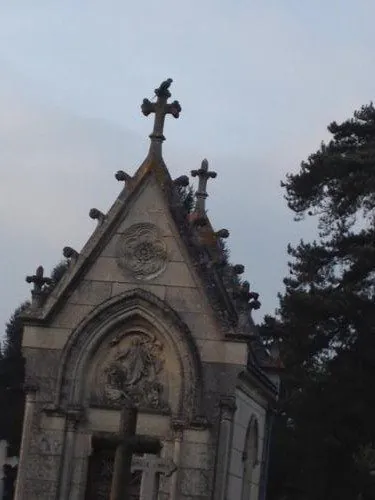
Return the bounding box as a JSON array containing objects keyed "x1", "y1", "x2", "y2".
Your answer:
[
  {"x1": 24, "y1": 478, "x2": 57, "y2": 498},
  {"x1": 111, "y1": 282, "x2": 166, "y2": 300},
  {"x1": 229, "y1": 448, "x2": 243, "y2": 477},
  {"x1": 137, "y1": 413, "x2": 172, "y2": 438},
  {"x1": 164, "y1": 236, "x2": 184, "y2": 262},
  {"x1": 39, "y1": 413, "x2": 65, "y2": 431},
  {"x1": 177, "y1": 311, "x2": 220, "y2": 341},
  {"x1": 23, "y1": 347, "x2": 60, "y2": 380},
  {"x1": 179, "y1": 469, "x2": 211, "y2": 496},
  {"x1": 196, "y1": 339, "x2": 247, "y2": 364},
  {"x1": 68, "y1": 481, "x2": 87, "y2": 500},
  {"x1": 232, "y1": 423, "x2": 248, "y2": 454},
  {"x1": 183, "y1": 429, "x2": 211, "y2": 445},
  {"x1": 23, "y1": 326, "x2": 71, "y2": 349},
  {"x1": 180, "y1": 442, "x2": 214, "y2": 470},
  {"x1": 152, "y1": 262, "x2": 196, "y2": 288},
  {"x1": 226, "y1": 473, "x2": 243, "y2": 500},
  {"x1": 165, "y1": 287, "x2": 204, "y2": 313},
  {"x1": 53, "y1": 303, "x2": 94, "y2": 329},
  {"x1": 68, "y1": 280, "x2": 112, "y2": 306},
  {"x1": 25, "y1": 455, "x2": 60, "y2": 481},
  {"x1": 71, "y1": 457, "x2": 89, "y2": 485},
  {"x1": 29, "y1": 430, "x2": 64, "y2": 456}
]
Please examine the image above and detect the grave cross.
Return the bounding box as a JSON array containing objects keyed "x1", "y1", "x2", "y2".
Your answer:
[
  {"x1": 141, "y1": 78, "x2": 181, "y2": 157},
  {"x1": 92, "y1": 403, "x2": 162, "y2": 500},
  {"x1": 191, "y1": 159, "x2": 217, "y2": 214},
  {"x1": 132, "y1": 455, "x2": 177, "y2": 500}
]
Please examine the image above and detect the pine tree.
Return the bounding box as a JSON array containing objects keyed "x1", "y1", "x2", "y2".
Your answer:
[{"x1": 265, "y1": 104, "x2": 375, "y2": 500}]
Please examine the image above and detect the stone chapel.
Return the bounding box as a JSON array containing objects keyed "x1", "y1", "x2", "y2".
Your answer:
[{"x1": 15, "y1": 79, "x2": 280, "y2": 500}]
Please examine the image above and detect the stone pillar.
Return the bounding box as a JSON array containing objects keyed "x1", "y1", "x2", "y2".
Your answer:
[
  {"x1": 212, "y1": 395, "x2": 237, "y2": 500},
  {"x1": 57, "y1": 408, "x2": 84, "y2": 500},
  {"x1": 169, "y1": 420, "x2": 184, "y2": 500},
  {"x1": 259, "y1": 409, "x2": 274, "y2": 500},
  {"x1": 14, "y1": 385, "x2": 38, "y2": 500}
]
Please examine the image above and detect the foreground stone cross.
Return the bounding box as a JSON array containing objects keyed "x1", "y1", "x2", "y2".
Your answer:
[
  {"x1": 132, "y1": 455, "x2": 177, "y2": 500},
  {"x1": 92, "y1": 403, "x2": 162, "y2": 500}
]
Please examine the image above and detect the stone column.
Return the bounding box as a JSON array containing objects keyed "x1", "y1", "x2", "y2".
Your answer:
[
  {"x1": 258, "y1": 409, "x2": 274, "y2": 500},
  {"x1": 57, "y1": 408, "x2": 84, "y2": 500},
  {"x1": 212, "y1": 395, "x2": 237, "y2": 500},
  {"x1": 14, "y1": 385, "x2": 38, "y2": 500},
  {"x1": 169, "y1": 420, "x2": 184, "y2": 500}
]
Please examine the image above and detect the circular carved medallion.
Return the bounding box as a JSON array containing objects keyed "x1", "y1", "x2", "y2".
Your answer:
[{"x1": 116, "y1": 223, "x2": 167, "y2": 280}]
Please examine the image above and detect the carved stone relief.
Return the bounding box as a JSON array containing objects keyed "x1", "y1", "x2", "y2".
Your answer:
[
  {"x1": 116, "y1": 223, "x2": 167, "y2": 280},
  {"x1": 91, "y1": 332, "x2": 169, "y2": 411}
]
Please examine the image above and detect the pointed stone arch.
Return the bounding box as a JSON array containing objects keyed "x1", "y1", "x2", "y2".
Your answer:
[
  {"x1": 241, "y1": 415, "x2": 260, "y2": 500},
  {"x1": 54, "y1": 288, "x2": 203, "y2": 421}
]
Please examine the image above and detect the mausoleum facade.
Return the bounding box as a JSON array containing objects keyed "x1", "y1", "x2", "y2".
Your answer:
[{"x1": 15, "y1": 79, "x2": 279, "y2": 500}]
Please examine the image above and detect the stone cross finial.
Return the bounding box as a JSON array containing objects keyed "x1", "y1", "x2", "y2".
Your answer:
[
  {"x1": 191, "y1": 159, "x2": 217, "y2": 214},
  {"x1": 26, "y1": 266, "x2": 51, "y2": 294},
  {"x1": 141, "y1": 78, "x2": 181, "y2": 158},
  {"x1": 26, "y1": 266, "x2": 52, "y2": 307}
]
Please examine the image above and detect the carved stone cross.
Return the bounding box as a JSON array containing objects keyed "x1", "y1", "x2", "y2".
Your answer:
[
  {"x1": 93, "y1": 403, "x2": 162, "y2": 500},
  {"x1": 132, "y1": 455, "x2": 176, "y2": 500},
  {"x1": 141, "y1": 78, "x2": 181, "y2": 157},
  {"x1": 191, "y1": 159, "x2": 217, "y2": 214},
  {"x1": 26, "y1": 265, "x2": 51, "y2": 293},
  {"x1": 25, "y1": 265, "x2": 52, "y2": 307}
]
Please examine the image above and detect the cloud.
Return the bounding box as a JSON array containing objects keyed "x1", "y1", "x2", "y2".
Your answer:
[
  {"x1": 0, "y1": 70, "x2": 148, "y2": 332},
  {"x1": 1, "y1": 0, "x2": 375, "y2": 332}
]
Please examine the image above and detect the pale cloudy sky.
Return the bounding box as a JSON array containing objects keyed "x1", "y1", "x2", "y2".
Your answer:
[{"x1": 0, "y1": 1, "x2": 374, "y2": 332}]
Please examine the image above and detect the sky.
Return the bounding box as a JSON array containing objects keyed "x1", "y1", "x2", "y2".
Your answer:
[{"x1": 0, "y1": 0, "x2": 374, "y2": 333}]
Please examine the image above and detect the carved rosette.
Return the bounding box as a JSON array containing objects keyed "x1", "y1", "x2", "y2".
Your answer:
[
  {"x1": 91, "y1": 332, "x2": 169, "y2": 411},
  {"x1": 116, "y1": 223, "x2": 167, "y2": 280}
]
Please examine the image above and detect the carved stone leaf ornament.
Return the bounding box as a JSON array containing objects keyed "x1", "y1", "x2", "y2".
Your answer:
[{"x1": 116, "y1": 223, "x2": 168, "y2": 280}]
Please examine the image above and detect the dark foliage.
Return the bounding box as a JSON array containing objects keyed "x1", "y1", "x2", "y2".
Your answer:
[
  {"x1": 50, "y1": 259, "x2": 69, "y2": 287},
  {"x1": 176, "y1": 183, "x2": 195, "y2": 215},
  {"x1": 265, "y1": 104, "x2": 375, "y2": 500},
  {"x1": 0, "y1": 259, "x2": 69, "y2": 455}
]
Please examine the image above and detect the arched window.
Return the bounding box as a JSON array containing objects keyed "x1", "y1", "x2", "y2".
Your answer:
[{"x1": 241, "y1": 416, "x2": 259, "y2": 500}]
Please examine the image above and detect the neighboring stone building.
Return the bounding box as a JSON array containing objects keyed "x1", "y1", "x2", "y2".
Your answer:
[{"x1": 15, "y1": 79, "x2": 280, "y2": 500}]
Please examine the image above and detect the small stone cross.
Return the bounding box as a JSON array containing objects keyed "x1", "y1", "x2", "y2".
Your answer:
[
  {"x1": 25, "y1": 266, "x2": 52, "y2": 307},
  {"x1": 132, "y1": 455, "x2": 176, "y2": 500},
  {"x1": 191, "y1": 159, "x2": 217, "y2": 214},
  {"x1": 25, "y1": 266, "x2": 51, "y2": 294},
  {"x1": 141, "y1": 78, "x2": 181, "y2": 157}
]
